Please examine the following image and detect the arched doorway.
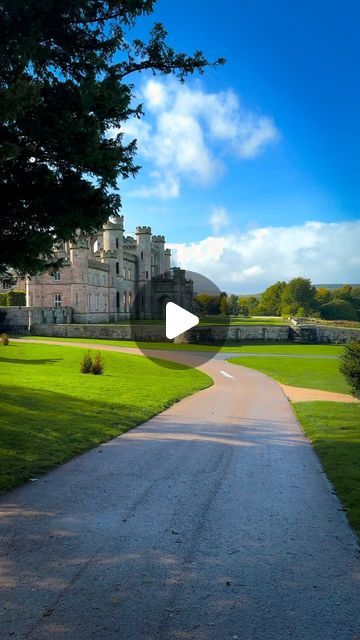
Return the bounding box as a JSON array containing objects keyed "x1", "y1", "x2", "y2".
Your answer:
[{"x1": 156, "y1": 295, "x2": 172, "y2": 320}]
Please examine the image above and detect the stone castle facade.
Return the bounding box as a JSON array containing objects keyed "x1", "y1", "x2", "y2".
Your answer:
[{"x1": 26, "y1": 215, "x2": 193, "y2": 324}]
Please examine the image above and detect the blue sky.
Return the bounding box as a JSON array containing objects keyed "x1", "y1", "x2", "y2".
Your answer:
[{"x1": 114, "y1": 0, "x2": 360, "y2": 292}]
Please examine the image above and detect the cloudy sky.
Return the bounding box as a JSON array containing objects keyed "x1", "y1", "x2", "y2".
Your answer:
[{"x1": 115, "y1": 0, "x2": 360, "y2": 293}]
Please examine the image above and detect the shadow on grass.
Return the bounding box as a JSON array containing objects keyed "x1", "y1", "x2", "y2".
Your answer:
[
  {"x1": 0, "y1": 384, "x2": 161, "y2": 491},
  {"x1": 0, "y1": 356, "x2": 62, "y2": 365}
]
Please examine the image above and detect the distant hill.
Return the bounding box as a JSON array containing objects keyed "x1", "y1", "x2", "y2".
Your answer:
[{"x1": 315, "y1": 283, "x2": 360, "y2": 290}]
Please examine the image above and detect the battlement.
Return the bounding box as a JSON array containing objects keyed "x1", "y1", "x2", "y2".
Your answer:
[
  {"x1": 164, "y1": 248, "x2": 171, "y2": 254},
  {"x1": 152, "y1": 235, "x2": 165, "y2": 243},
  {"x1": 100, "y1": 249, "x2": 117, "y2": 259},
  {"x1": 103, "y1": 214, "x2": 124, "y2": 232},
  {"x1": 136, "y1": 226, "x2": 152, "y2": 235}
]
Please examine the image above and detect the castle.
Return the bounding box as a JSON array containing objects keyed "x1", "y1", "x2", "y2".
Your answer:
[{"x1": 25, "y1": 215, "x2": 193, "y2": 324}]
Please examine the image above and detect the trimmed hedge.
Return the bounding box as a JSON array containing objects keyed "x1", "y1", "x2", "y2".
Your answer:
[
  {"x1": 0, "y1": 290, "x2": 26, "y2": 306},
  {"x1": 320, "y1": 299, "x2": 358, "y2": 321}
]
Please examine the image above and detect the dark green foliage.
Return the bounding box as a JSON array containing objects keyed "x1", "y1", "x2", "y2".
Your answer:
[
  {"x1": 196, "y1": 294, "x2": 221, "y2": 316},
  {"x1": 0, "y1": 0, "x2": 224, "y2": 281},
  {"x1": 257, "y1": 281, "x2": 286, "y2": 315},
  {"x1": 0, "y1": 293, "x2": 7, "y2": 306},
  {"x1": 91, "y1": 351, "x2": 104, "y2": 375},
  {"x1": 320, "y1": 299, "x2": 358, "y2": 321},
  {"x1": 227, "y1": 294, "x2": 240, "y2": 315},
  {"x1": 280, "y1": 277, "x2": 317, "y2": 316},
  {"x1": 340, "y1": 341, "x2": 360, "y2": 399},
  {"x1": 0, "y1": 333, "x2": 9, "y2": 345},
  {"x1": 6, "y1": 290, "x2": 26, "y2": 306},
  {"x1": 80, "y1": 350, "x2": 93, "y2": 374}
]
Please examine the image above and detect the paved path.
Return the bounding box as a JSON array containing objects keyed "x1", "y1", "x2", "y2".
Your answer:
[{"x1": 0, "y1": 343, "x2": 359, "y2": 640}]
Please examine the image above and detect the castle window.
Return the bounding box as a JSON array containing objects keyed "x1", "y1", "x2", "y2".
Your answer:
[
  {"x1": 95, "y1": 294, "x2": 99, "y2": 310},
  {"x1": 123, "y1": 291, "x2": 126, "y2": 311},
  {"x1": 145, "y1": 270, "x2": 149, "y2": 279},
  {"x1": 116, "y1": 262, "x2": 119, "y2": 274},
  {"x1": 116, "y1": 291, "x2": 120, "y2": 308},
  {"x1": 53, "y1": 271, "x2": 61, "y2": 281},
  {"x1": 123, "y1": 267, "x2": 126, "y2": 278},
  {"x1": 128, "y1": 268, "x2": 131, "y2": 279},
  {"x1": 116, "y1": 238, "x2": 119, "y2": 248},
  {"x1": 54, "y1": 293, "x2": 61, "y2": 308},
  {"x1": 103, "y1": 294, "x2": 107, "y2": 310},
  {"x1": 128, "y1": 292, "x2": 132, "y2": 309},
  {"x1": 141, "y1": 251, "x2": 143, "y2": 260}
]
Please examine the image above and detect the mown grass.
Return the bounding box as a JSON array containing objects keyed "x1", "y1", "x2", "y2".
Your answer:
[
  {"x1": 294, "y1": 402, "x2": 360, "y2": 535},
  {"x1": 0, "y1": 343, "x2": 211, "y2": 490},
  {"x1": 19, "y1": 336, "x2": 344, "y2": 356},
  {"x1": 227, "y1": 355, "x2": 350, "y2": 393}
]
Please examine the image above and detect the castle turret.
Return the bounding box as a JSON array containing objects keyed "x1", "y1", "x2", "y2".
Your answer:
[
  {"x1": 152, "y1": 235, "x2": 166, "y2": 275},
  {"x1": 69, "y1": 235, "x2": 90, "y2": 314},
  {"x1": 136, "y1": 226, "x2": 152, "y2": 319},
  {"x1": 164, "y1": 248, "x2": 171, "y2": 274},
  {"x1": 101, "y1": 215, "x2": 124, "y2": 318}
]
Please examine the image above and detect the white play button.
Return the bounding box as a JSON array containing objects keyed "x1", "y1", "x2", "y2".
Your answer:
[{"x1": 166, "y1": 302, "x2": 199, "y2": 340}]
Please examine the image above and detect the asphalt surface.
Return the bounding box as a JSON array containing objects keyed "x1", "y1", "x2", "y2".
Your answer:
[{"x1": 0, "y1": 346, "x2": 359, "y2": 640}]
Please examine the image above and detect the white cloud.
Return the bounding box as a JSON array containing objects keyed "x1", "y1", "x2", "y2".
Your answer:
[
  {"x1": 169, "y1": 220, "x2": 360, "y2": 293},
  {"x1": 209, "y1": 206, "x2": 229, "y2": 234},
  {"x1": 117, "y1": 78, "x2": 279, "y2": 198}
]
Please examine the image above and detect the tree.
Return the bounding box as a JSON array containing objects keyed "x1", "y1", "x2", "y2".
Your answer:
[
  {"x1": 0, "y1": 1, "x2": 224, "y2": 282},
  {"x1": 219, "y1": 294, "x2": 229, "y2": 316},
  {"x1": 340, "y1": 341, "x2": 360, "y2": 399},
  {"x1": 331, "y1": 284, "x2": 353, "y2": 302},
  {"x1": 280, "y1": 277, "x2": 317, "y2": 316},
  {"x1": 315, "y1": 287, "x2": 331, "y2": 306},
  {"x1": 227, "y1": 294, "x2": 239, "y2": 316},
  {"x1": 257, "y1": 281, "x2": 286, "y2": 315},
  {"x1": 320, "y1": 299, "x2": 358, "y2": 321}
]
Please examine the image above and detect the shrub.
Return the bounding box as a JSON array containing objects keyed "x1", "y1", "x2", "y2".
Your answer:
[
  {"x1": 0, "y1": 333, "x2": 9, "y2": 345},
  {"x1": 320, "y1": 299, "x2": 358, "y2": 321},
  {"x1": 340, "y1": 341, "x2": 360, "y2": 399},
  {"x1": 80, "y1": 351, "x2": 93, "y2": 374},
  {"x1": 0, "y1": 293, "x2": 7, "y2": 306},
  {"x1": 91, "y1": 351, "x2": 104, "y2": 375},
  {"x1": 7, "y1": 290, "x2": 26, "y2": 306}
]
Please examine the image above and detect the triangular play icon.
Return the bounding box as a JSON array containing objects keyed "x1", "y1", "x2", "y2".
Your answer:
[{"x1": 166, "y1": 302, "x2": 199, "y2": 340}]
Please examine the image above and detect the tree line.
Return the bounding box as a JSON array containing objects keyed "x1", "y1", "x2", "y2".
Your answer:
[{"x1": 195, "y1": 278, "x2": 360, "y2": 321}]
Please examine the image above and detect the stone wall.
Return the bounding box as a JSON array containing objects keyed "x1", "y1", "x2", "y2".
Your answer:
[
  {"x1": 0, "y1": 306, "x2": 73, "y2": 332},
  {"x1": 290, "y1": 324, "x2": 360, "y2": 344}
]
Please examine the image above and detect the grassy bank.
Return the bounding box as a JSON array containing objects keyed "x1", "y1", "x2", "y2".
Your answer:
[
  {"x1": 18, "y1": 336, "x2": 344, "y2": 357},
  {"x1": 0, "y1": 343, "x2": 211, "y2": 490},
  {"x1": 227, "y1": 354, "x2": 349, "y2": 393},
  {"x1": 294, "y1": 402, "x2": 360, "y2": 535}
]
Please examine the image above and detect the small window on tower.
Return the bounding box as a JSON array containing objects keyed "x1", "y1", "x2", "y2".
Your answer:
[
  {"x1": 116, "y1": 262, "x2": 119, "y2": 274},
  {"x1": 128, "y1": 268, "x2": 131, "y2": 279},
  {"x1": 141, "y1": 251, "x2": 143, "y2": 259},
  {"x1": 146, "y1": 270, "x2": 149, "y2": 279},
  {"x1": 116, "y1": 238, "x2": 119, "y2": 248},
  {"x1": 53, "y1": 271, "x2": 61, "y2": 281}
]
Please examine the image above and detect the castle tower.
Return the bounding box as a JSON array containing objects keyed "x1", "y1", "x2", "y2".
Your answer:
[
  {"x1": 69, "y1": 234, "x2": 90, "y2": 314},
  {"x1": 136, "y1": 226, "x2": 152, "y2": 319},
  {"x1": 164, "y1": 248, "x2": 171, "y2": 274},
  {"x1": 152, "y1": 235, "x2": 166, "y2": 275},
  {"x1": 101, "y1": 215, "x2": 124, "y2": 319}
]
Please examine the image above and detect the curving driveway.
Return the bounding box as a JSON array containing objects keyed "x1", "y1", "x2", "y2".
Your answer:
[{"x1": 0, "y1": 342, "x2": 359, "y2": 640}]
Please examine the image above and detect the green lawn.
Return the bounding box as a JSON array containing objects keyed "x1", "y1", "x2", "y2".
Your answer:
[
  {"x1": 0, "y1": 343, "x2": 211, "y2": 490},
  {"x1": 227, "y1": 355, "x2": 350, "y2": 393},
  {"x1": 294, "y1": 402, "x2": 360, "y2": 535},
  {"x1": 19, "y1": 336, "x2": 344, "y2": 356}
]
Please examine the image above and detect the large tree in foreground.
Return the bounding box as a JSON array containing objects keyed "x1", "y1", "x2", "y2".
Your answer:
[{"x1": 0, "y1": 0, "x2": 224, "y2": 281}]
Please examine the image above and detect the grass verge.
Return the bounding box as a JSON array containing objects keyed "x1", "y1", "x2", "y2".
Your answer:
[
  {"x1": 0, "y1": 343, "x2": 211, "y2": 490},
  {"x1": 294, "y1": 402, "x2": 360, "y2": 535},
  {"x1": 227, "y1": 355, "x2": 349, "y2": 393}
]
